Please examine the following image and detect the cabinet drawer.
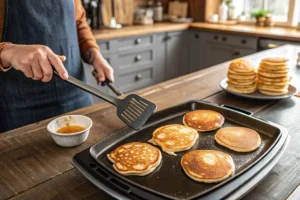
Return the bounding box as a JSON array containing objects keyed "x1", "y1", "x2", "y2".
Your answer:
[
  {"x1": 118, "y1": 67, "x2": 155, "y2": 92},
  {"x1": 118, "y1": 35, "x2": 154, "y2": 51},
  {"x1": 118, "y1": 49, "x2": 153, "y2": 68},
  {"x1": 207, "y1": 33, "x2": 258, "y2": 50}
]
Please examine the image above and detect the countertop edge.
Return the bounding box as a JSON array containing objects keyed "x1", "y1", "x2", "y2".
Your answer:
[{"x1": 93, "y1": 22, "x2": 300, "y2": 42}]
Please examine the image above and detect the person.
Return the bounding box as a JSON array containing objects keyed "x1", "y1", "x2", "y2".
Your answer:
[{"x1": 0, "y1": 0, "x2": 114, "y2": 133}]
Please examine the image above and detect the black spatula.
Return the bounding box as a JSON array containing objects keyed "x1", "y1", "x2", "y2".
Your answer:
[{"x1": 54, "y1": 72, "x2": 157, "y2": 130}]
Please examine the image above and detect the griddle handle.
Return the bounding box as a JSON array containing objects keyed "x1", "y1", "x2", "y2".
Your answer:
[{"x1": 221, "y1": 105, "x2": 253, "y2": 116}]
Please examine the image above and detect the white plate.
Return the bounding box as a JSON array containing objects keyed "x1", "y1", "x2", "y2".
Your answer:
[{"x1": 220, "y1": 78, "x2": 297, "y2": 100}]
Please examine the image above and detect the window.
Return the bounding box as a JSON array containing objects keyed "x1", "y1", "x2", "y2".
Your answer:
[
  {"x1": 230, "y1": 0, "x2": 298, "y2": 26},
  {"x1": 268, "y1": 0, "x2": 290, "y2": 22}
]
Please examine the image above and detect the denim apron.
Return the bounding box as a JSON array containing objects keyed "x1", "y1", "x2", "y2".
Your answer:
[{"x1": 0, "y1": 0, "x2": 92, "y2": 132}]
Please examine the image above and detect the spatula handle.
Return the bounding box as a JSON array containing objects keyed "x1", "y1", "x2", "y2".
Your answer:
[{"x1": 54, "y1": 71, "x2": 119, "y2": 106}]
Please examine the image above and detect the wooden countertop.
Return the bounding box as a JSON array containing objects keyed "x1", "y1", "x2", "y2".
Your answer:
[
  {"x1": 190, "y1": 22, "x2": 300, "y2": 42},
  {"x1": 93, "y1": 22, "x2": 300, "y2": 42},
  {"x1": 1, "y1": 45, "x2": 300, "y2": 200},
  {"x1": 92, "y1": 23, "x2": 189, "y2": 40}
]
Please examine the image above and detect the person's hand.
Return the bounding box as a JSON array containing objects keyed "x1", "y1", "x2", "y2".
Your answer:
[
  {"x1": 89, "y1": 48, "x2": 114, "y2": 84},
  {"x1": 1, "y1": 44, "x2": 69, "y2": 82}
]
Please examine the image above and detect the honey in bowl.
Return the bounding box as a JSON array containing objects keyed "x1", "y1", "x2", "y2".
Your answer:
[{"x1": 57, "y1": 125, "x2": 85, "y2": 134}]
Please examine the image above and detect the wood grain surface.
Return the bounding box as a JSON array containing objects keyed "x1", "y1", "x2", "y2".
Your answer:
[
  {"x1": 93, "y1": 22, "x2": 300, "y2": 42},
  {"x1": 1, "y1": 45, "x2": 300, "y2": 200}
]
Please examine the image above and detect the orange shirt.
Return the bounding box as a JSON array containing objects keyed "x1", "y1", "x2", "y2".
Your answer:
[{"x1": 0, "y1": 0, "x2": 99, "y2": 67}]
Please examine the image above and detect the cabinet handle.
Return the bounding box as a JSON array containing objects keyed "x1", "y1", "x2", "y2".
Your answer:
[
  {"x1": 135, "y1": 38, "x2": 142, "y2": 44},
  {"x1": 195, "y1": 34, "x2": 199, "y2": 39},
  {"x1": 135, "y1": 55, "x2": 142, "y2": 61},
  {"x1": 135, "y1": 73, "x2": 142, "y2": 81},
  {"x1": 214, "y1": 35, "x2": 219, "y2": 40},
  {"x1": 241, "y1": 39, "x2": 247, "y2": 44},
  {"x1": 222, "y1": 36, "x2": 227, "y2": 41},
  {"x1": 164, "y1": 36, "x2": 171, "y2": 41},
  {"x1": 233, "y1": 51, "x2": 240, "y2": 56}
]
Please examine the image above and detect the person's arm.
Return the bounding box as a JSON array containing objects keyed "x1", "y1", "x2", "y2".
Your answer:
[{"x1": 74, "y1": 0, "x2": 114, "y2": 82}]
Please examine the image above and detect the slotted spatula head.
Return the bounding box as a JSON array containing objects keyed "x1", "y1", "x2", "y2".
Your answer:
[{"x1": 117, "y1": 94, "x2": 157, "y2": 130}]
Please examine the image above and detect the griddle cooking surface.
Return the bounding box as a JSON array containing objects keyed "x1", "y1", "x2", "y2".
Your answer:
[{"x1": 90, "y1": 101, "x2": 281, "y2": 199}]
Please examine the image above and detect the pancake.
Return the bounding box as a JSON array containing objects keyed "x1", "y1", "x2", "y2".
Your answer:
[
  {"x1": 258, "y1": 89, "x2": 289, "y2": 96},
  {"x1": 183, "y1": 110, "x2": 224, "y2": 132},
  {"x1": 261, "y1": 57, "x2": 289, "y2": 64},
  {"x1": 257, "y1": 79, "x2": 290, "y2": 86},
  {"x1": 227, "y1": 79, "x2": 255, "y2": 86},
  {"x1": 257, "y1": 84, "x2": 289, "y2": 92},
  {"x1": 107, "y1": 142, "x2": 162, "y2": 176},
  {"x1": 215, "y1": 127, "x2": 261, "y2": 152},
  {"x1": 228, "y1": 73, "x2": 256, "y2": 80},
  {"x1": 228, "y1": 78, "x2": 256, "y2": 83},
  {"x1": 181, "y1": 150, "x2": 235, "y2": 183},
  {"x1": 149, "y1": 124, "x2": 198, "y2": 156},
  {"x1": 259, "y1": 63, "x2": 289, "y2": 71},
  {"x1": 258, "y1": 75, "x2": 291, "y2": 83},
  {"x1": 228, "y1": 82, "x2": 256, "y2": 88},
  {"x1": 229, "y1": 58, "x2": 255, "y2": 73},
  {"x1": 258, "y1": 71, "x2": 289, "y2": 78},
  {"x1": 258, "y1": 67, "x2": 289, "y2": 73},
  {"x1": 228, "y1": 68, "x2": 255, "y2": 75},
  {"x1": 227, "y1": 84, "x2": 256, "y2": 94}
]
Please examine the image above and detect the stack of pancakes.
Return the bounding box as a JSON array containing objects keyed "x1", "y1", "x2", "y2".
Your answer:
[
  {"x1": 227, "y1": 59, "x2": 257, "y2": 94},
  {"x1": 257, "y1": 57, "x2": 291, "y2": 96}
]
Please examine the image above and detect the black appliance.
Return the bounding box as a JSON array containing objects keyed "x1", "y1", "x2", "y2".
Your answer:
[
  {"x1": 81, "y1": 0, "x2": 102, "y2": 29},
  {"x1": 73, "y1": 100, "x2": 290, "y2": 200}
]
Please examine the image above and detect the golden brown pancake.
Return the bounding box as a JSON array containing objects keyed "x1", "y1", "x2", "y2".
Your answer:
[
  {"x1": 261, "y1": 57, "x2": 289, "y2": 64},
  {"x1": 183, "y1": 110, "x2": 224, "y2": 132},
  {"x1": 229, "y1": 59, "x2": 255, "y2": 73},
  {"x1": 227, "y1": 79, "x2": 255, "y2": 86},
  {"x1": 258, "y1": 71, "x2": 289, "y2": 78},
  {"x1": 228, "y1": 78, "x2": 256, "y2": 83},
  {"x1": 227, "y1": 84, "x2": 256, "y2": 94},
  {"x1": 228, "y1": 82, "x2": 256, "y2": 88},
  {"x1": 228, "y1": 68, "x2": 255, "y2": 75},
  {"x1": 259, "y1": 63, "x2": 289, "y2": 71},
  {"x1": 258, "y1": 89, "x2": 289, "y2": 96},
  {"x1": 107, "y1": 142, "x2": 162, "y2": 176},
  {"x1": 258, "y1": 68, "x2": 289, "y2": 74},
  {"x1": 227, "y1": 73, "x2": 256, "y2": 80},
  {"x1": 215, "y1": 127, "x2": 261, "y2": 152},
  {"x1": 257, "y1": 75, "x2": 291, "y2": 83},
  {"x1": 257, "y1": 84, "x2": 288, "y2": 92},
  {"x1": 257, "y1": 79, "x2": 290, "y2": 86},
  {"x1": 149, "y1": 124, "x2": 198, "y2": 156},
  {"x1": 181, "y1": 150, "x2": 235, "y2": 183}
]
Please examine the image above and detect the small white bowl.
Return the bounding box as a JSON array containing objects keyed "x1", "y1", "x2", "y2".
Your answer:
[{"x1": 47, "y1": 115, "x2": 93, "y2": 147}]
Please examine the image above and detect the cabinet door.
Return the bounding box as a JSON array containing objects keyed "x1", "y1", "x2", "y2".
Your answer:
[
  {"x1": 188, "y1": 30, "x2": 206, "y2": 73},
  {"x1": 154, "y1": 33, "x2": 166, "y2": 83},
  {"x1": 232, "y1": 48, "x2": 256, "y2": 60},
  {"x1": 205, "y1": 43, "x2": 234, "y2": 66},
  {"x1": 165, "y1": 31, "x2": 187, "y2": 80}
]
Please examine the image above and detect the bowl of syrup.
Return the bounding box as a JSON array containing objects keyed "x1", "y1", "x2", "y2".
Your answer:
[{"x1": 47, "y1": 115, "x2": 93, "y2": 147}]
